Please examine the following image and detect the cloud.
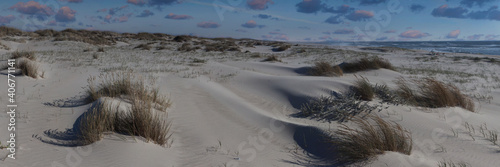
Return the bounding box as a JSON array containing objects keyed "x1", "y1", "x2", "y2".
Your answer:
[
  {"x1": 384, "y1": 30, "x2": 397, "y2": 33},
  {"x1": 104, "y1": 15, "x2": 112, "y2": 23},
  {"x1": 165, "y1": 13, "x2": 193, "y2": 20},
  {"x1": 431, "y1": 5, "x2": 468, "y2": 18},
  {"x1": 197, "y1": 21, "x2": 220, "y2": 28},
  {"x1": 241, "y1": 20, "x2": 265, "y2": 28},
  {"x1": 460, "y1": 0, "x2": 494, "y2": 8},
  {"x1": 115, "y1": 15, "x2": 129, "y2": 23},
  {"x1": 235, "y1": 29, "x2": 247, "y2": 33},
  {"x1": 324, "y1": 15, "x2": 342, "y2": 24},
  {"x1": 467, "y1": 34, "x2": 483, "y2": 40},
  {"x1": 0, "y1": 15, "x2": 16, "y2": 24},
  {"x1": 410, "y1": 4, "x2": 425, "y2": 13},
  {"x1": 262, "y1": 34, "x2": 273, "y2": 39},
  {"x1": 255, "y1": 14, "x2": 271, "y2": 19},
  {"x1": 376, "y1": 36, "x2": 388, "y2": 41},
  {"x1": 47, "y1": 20, "x2": 57, "y2": 26},
  {"x1": 296, "y1": 0, "x2": 323, "y2": 13},
  {"x1": 323, "y1": 4, "x2": 353, "y2": 14},
  {"x1": 319, "y1": 35, "x2": 331, "y2": 40},
  {"x1": 109, "y1": 5, "x2": 128, "y2": 15},
  {"x1": 346, "y1": 10, "x2": 374, "y2": 21},
  {"x1": 468, "y1": 6, "x2": 500, "y2": 21},
  {"x1": 137, "y1": 10, "x2": 154, "y2": 17},
  {"x1": 97, "y1": 8, "x2": 108, "y2": 12},
  {"x1": 334, "y1": 28, "x2": 354, "y2": 34},
  {"x1": 399, "y1": 30, "x2": 430, "y2": 39},
  {"x1": 242, "y1": 20, "x2": 256, "y2": 28},
  {"x1": 247, "y1": 0, "x2": 274, "y2": 10},
  {"x1": 485, "y1": 34, "x2": 500, "y2": 40},
  {"x1": 274, "y1": 34, "x2": 289, "y2": 41},
  {"x1": 59, "y1": 0, "x2": 83, "y2": 3},
  {"x1": 127, "y1": 0, "x2": 146, "y2": 6},
  {"x1": 149, "y1": 0, "x2": 178, "y2": 6},
  {"x1": 446, "y1": 29, "x2": 460, "y2": 38},
  {"x1": 56, "y1": 6, "x2": 76, "y2": 22},
  {"x1": 359, "y1": 0, "x2": 387, "y2": 5},
  {"x1": 9, "y1": 1, "x2": 55, "y2": 20}
]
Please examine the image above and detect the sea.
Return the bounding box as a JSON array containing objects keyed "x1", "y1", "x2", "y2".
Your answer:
[{"x1": 323, "y1": 41, "x2": 500, "y2": 56}]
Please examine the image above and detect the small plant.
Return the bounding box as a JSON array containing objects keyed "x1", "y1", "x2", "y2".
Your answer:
[
  {"x1": 262, "y1": 55, "x2": 281, "y2": 62},
  {"x1": 309, "y1": 61, "x2": 343, "y2": 77},
  {"x1": 0, "y1": 141, "x2": 7, "y2": 149},
  {"x1": 272, "y1": 45, "x2": 290, "y2": 52},
  {"x1": 92, "y1": 53, "x2": 99, "y2": 59},
  {"x1": 352, "y1": 76, "x2": 374, "y2": 101},
  {"x1": 134, "y1": 44, "x2": 151, "y2": 50},
  {"x1": 97, "y1": 47, "x2": 105, "y2": 52},
  {"x1": 299, "y1": 92, "x2": 380, "y2": 122},
  {"x1": 340, "y1": 56, "x2": 394, "y2": 73},
  {"x1": 85, "y1": 72, "x2": 171, "y2": 111},
  {"x1": 78, "y1": 99, "x2": 171, "y2": 146},
  {"x1": 17, "y1": 58, "x2": 39, "y2": 78},
  {"x1": 10, "y1": 51, "x2": 36, "y2": 61},
  {"x1": 438, "y1": 160, "x2": 470, "y2": 167},
  {"x1": 395, "y1": 77, "x2": 475, "y2": 112},
  {"x1": 487, "y1": 130, "x2": 498, "y2": 145},
  {"x1": 331, "y1": 115, "x2": 412, "y2": 164}
]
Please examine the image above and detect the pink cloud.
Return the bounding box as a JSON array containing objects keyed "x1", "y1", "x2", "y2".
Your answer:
[
  {"x1": 399, "y1": 30, "x2": 431, "y2": 39},
  {"x1": 115, "y1": 16, "x2": 129, "y2": 23},
  {"x1": 346, "y1": 10, "x2": 374, "y2": 21},
  {"x1": 97, "y1": 8, "x2": 108, "y2": 12},
  {"x1": 467, "y1": 34, "x2": 483, "y2": 40},
  {"x1": 319, "y1": 35, "x2": 331, "y2": 40},
  {"x1": 47, "y1": 20, "x2": 57, "y2": 26},
  {"x1": 55, "y1": 6, "x2": 76, "y2": 22},
  {"x1": 165, "y1": 13, "x2": 193, "y2": 20},
  {"x1": 0, "y1": 15, "x2": 16, "y2": 24},
  {"x1": 274, "y1": 34, "x2": 289, "y2": 41},
  {"x1": 104, "y1": 15, "x2": 112, "y2": 22},
  {"x1": 485, "y1": 34, "x2": 500, "y2": 40},
  {"x1": 127, "y1": 0, "x2": 146, "y2": 6},
  {"x1": 446, "y1": 29, "x2": 460, "y2": 38},
  {"x1": 9, "y1": 1, "x2": 55, "y2": 16},
  {"x1": 242, "y1": 20, "x2": 257, "y2": 28},
  {"x1": 247, "y1": 0, "x2": 274, "y2": 10},
  {"x1": 197, "y1": 21, "x2": 220, "y2": 28}
]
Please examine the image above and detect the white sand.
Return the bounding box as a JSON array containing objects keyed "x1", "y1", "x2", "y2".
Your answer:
[{"x1": 0, "y1": 37, "x2": 499, "y2": 167}]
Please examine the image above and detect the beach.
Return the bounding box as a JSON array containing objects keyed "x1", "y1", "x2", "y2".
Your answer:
[{"x1": 0, "y1": 31, "x2": 499, "y2": 167}]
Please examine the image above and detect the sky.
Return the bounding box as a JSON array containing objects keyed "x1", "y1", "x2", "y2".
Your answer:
[{"x1": 0, "y1": 0, "x2": 499, "y2": 42}]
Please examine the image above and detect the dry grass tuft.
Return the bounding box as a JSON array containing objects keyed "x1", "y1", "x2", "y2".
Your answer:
[
  {"x1": 10, "y1": 51, "x2": 36, "y2": 61},
  {"x1": 309, "y1": 61, "x2": 343, "y2": 77},
  {"x1": 78, "y1": 99, "x2": 170, "y2": 146},
  {"x1": 134, "y1": 44, "x2": 151, "y2": 50},
  {"x1": 17, "y1": 59, "x2": 39, "y2": 78},
  {"x1": 262, "y1": 55, "x2": 281, "y2": 62},
  {"x1": 86, "y1": 72, "x2": 171, "y2": 111},
  {"x1": 272, "y1": 45, "x2": 291, "y2": 52},
  {"x1": 332, "y1": 115, "x2": 412, "y2": 164},
  {"x1": 340, "y1": 57, "x2": 394, "y2": 73},
  {"x1": 352, "y1": 76, "x2": 374, "y2": 101},
  {"x1": 395, "y1": 77, "x2": 475, "y2": 112}
]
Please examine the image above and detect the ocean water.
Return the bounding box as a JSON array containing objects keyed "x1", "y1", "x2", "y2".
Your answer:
[{"x1": 324, "y1": 41, "x2": 500, "y2": 56}]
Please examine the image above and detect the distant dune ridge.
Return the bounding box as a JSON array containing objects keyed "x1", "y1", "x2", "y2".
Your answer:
[{"x1": 0, "y1": 27, "x2": 499, "y2": 166}]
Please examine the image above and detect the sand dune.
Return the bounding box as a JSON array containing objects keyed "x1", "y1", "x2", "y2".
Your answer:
[{"x1": 0, "y1": 34, "x2": 499, "y2": 167}]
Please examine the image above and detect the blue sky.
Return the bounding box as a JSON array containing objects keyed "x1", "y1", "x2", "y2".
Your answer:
[{"x1": 0, "y1": 0, "x2": 499, "y2": 41}]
